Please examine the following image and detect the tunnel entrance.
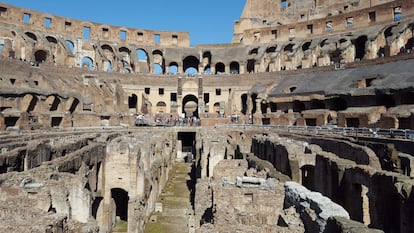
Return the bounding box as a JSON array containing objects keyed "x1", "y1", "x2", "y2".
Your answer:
[
  {"x1": 111, "y1": 188, "x2": 129, "y2": 222},
  {"x1": 178, "y1": 132, "x2": 196, "y2": 162}
]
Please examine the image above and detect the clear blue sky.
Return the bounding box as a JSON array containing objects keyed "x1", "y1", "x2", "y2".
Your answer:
[{"x1": 2, "y1": 0, "x2": 245, "y2": 46}]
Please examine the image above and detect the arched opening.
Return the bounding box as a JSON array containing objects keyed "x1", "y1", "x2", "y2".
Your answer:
[
  {"x1": 302, "y1": 42, "x2": 311, "y2": 52},
  {"x1": 156, "y1": 101, "x2": 167, "y2": 113},
  {"x1": 103, "y1": 60, "x2": 112, "y2": 72},
  {"x1": 249, "y1": 48, "x2": 258, "y2": 55},
  {"x1": 215, "y1": 62, "x2": 225, "y2": 74},
  {"x1": 203, "y1": 65, "x2": 211, "y2": 74},
  {"x1": 65, "y1": 40, "x2": 74, "y2": 55},
  {"x1": 123, "y1": 68, "x2": 131, "y2": 74},
  {"x1": 251, "y1": 94, "x2": 258, "y2": 114},
  {"x1": 183, "y1": 56, "x2": 199, "y2": 74},
  {"x1": 247, "y1": 59, "x2": 255, "y2": 73},
  {"x1": 260, "y1": 101, "x2": 267, "y2": 114},
  {"x1": 81, "y1": 57, "x2": 94, "y2": 70},
  {"x1": 241, "y1": 94, "x2": 248, "y2": 115},
  {"x1": 111, "y1": 188, "x2": 129, "y2": 222},
  {"x1": 202, "y1": 51, "x2": 211, "y2": 71},
  {"x1": 284, "y1": 43, "x2": 295, "y2": 53},
  {"x1": 230, "y1": 62, "x2": 240, "y2": 74},
  {"x1": 0, "y1": 44, "x2": 4, "y2": 54},
  {"x1": 169, "y1": 62, "x2": 178, "y2": 74},
  {"x1": 266, "y1": 46, "x2": 277, "y2": 53},
  {"x1": 292, "y1": 100, "x2": 305, "y2": 112},
  {"x1": 46, "y1": 36, "x2": 57, "y2": 44},
  {"x1": 182, "y1": 95, "x2": 198, "y2": 117},
  {"x1": 34, "y1": 50, "x2": 47, "y2": 64},
  {"x1": 301, "y1": 165, "x2": 315, "y2": 191},
  {"x1": 128, "y1": 94, "x2": 137, "y2": 110},
  {"x1": 25, "y1": 32, "x2": 37, "y2": 41},
  {"x1": 354, "y1": 36, "x2": 368, "y2": 60},
  {"x1": 154, "y1": 64, "x2": 163, "y2": 74},
  {"x1": 152, "y1": 50, "x2": 164, "y2": 74},
  {"x1": 26, "y1": 95, "x2": 38, "y2": 112},
  {"x1": 136, "y1": 49, "x2": 148, "y2": 61},
  {"x1": 49, "y1": 96, "x2": 60, "y2": 111},
  {"x1": 405, "y1": 38, "x2": 413, "y2": 52},
  {"x1": 69, "y1": 98, "x2": 80, "y2": 114}
]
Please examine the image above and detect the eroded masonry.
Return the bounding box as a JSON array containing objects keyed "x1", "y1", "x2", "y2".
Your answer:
[{"x1": 0, "y1": 1, "x2": 413, "y2": 233}]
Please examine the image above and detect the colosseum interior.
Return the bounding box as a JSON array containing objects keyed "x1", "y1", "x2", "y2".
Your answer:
[{"x1": 0, "y1": 0, "x2": 413, "y2": 232}]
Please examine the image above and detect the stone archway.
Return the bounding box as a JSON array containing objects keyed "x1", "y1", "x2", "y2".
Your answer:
[{"x1": 182, "y1": 94, "x2": 198, "y2": 117}]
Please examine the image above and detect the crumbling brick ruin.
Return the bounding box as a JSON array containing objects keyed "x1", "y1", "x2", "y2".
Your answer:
[{"x1": 0, "y1": 1, "x2": 413, "y2": 233}]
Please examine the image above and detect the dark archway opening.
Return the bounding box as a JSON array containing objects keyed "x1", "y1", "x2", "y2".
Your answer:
[
  {"x1": 178, "y1": 132, "x2": 196, "y2": 159},
  {"x1": 128, "y1": 94, "x2": 137, "y2": 109},
  {"x1": 251, "y1": 94, "x2": 258, "y2": 114},
  {"x1": 241, "y1": 94, "x2": 248, "y2": 115},
  {"x1": 215, "y1": 62, "x2": 225, "y2": 74},
  {"x1": 4, "y1": 117, "x2": 18, "y2": 127},
  {"x1": 183, "y1": 56, "x2": 199, "y2": 74},
  {"x1": 69, "y1": 98, "x2": 80, "y2": 114},
  {"x1": 247, "y1": 59, "x2": 255, "y2": 73},
  {"x1": 51, "y1": 117, "x2": 62, "y2": 127},
  {"x1": 182, "y1": 95, "x2": 199, "y2": 118},
  {"x1": 26, "y1": 95, "x2": 38, "y2": 112},
  {"x1": 49, "y1": 97, "x2": 60, "y2": 111},
  {"x1": 111, "y1": 188, "x2": 129, "y2": 221},
  {"x1": 92, "y1": 197, "x2": 103, "y2": 219},
  {"x1": 354, "y1": 36, "x2": 367, "y2": 60},
  {"x1": 301, "y1": 165, "x2": 315, "y2": 191},
  {"x1": 34, "y1": 50, "x2": 47, "y2": 64},
  {"x1": 230, "y1": 62, "x2": 240, "y2": 74}
]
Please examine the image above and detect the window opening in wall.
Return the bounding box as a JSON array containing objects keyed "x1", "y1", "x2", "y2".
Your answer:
[
  {"x1": 137, "y1": 32, "x2": 143, "y2": 41},
  {"x1": 120, "y1": 30, "x2": 127, "y2": 40},
  {"x1": 44, "y1": 17, "x2": 52, "y2": 28},
  {"x1": 0, "y1": 44, "x2": 4, "y2": 53},
  {"x1": 144, "y1": 88, "x2": 150, "y2": 95},
  {"x1": 271, "y1": 30, "x2": 277, "y2": 39},
  {"x1": 83, "y1": 26, "x2": 90, "y2": 40},
  {"x1": 154, "y1": 64, "x2": 163, "y2": 74},
  {"x1": 81, "y1": 57, "x2": 94, "y2": 70},
  {"x1": 346, "y1": 17, "x2": 353, "y2": 27},
  {"x1": 172, "y1": 35, "x2": 178, "y2": 44},
  {"x1": 171, "y1": 93, "x2": 177, "y2": 102},
  {"x1": 0, "y1": 7, "x2": 7, "y2": 17},
  {"x1": 159, "y1": 88, "x2": 164, "y2": 95},
  {"x1": 154, "y1": 34, "x2": 160, "y2": 43},
  {"x1": 128, "y1": 94, "x2": 137, "y2": 109},
  {"x1": 169, "y1": 62, "x2": 178, "y2": 74},
  {"x1": 65, "y1": 21, "x2": 72, "y2": 29},
  {"x1": 23, "y1": 13, "x2": 31, "y2": 24},
  {"x1": 281, "y1": 0, "x2": 287, "y2": 9},
  {"x1": 262, "y1": 20, "x2": 267, "y2": 25},
  {"x1": 344, "y1": 5, "x2": 349, "y2": 11},
  {"x1": 204, "y1": 93, "x2": 210, "y2": 105},
  {"x1": 394, "y1": 7, "x2": 402, "y2": 22},
  {"x1": 369, "y1": 11, "x2": 376, "y2": 22},
  {"x1": 215, "y1": 89, "x2": 221, "y2": 96},
  {"x1": 102, "y1": 28, "x2": 109, "y2": 37},
  {"x1": 300, "y1": 14, "x2": 305, "y2": 20},
  {"x1": 307, "y1": 24, "x2": 313, "y2": 34},
  {"x1": 326, "y1": 21, "x2": 333, "y2": 31}
]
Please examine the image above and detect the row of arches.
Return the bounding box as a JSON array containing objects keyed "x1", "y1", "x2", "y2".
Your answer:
[{"x1": 17, "y1": 22, "x2": 414, "y2": 74}]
